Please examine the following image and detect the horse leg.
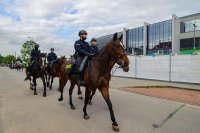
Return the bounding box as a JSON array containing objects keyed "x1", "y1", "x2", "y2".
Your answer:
[
  {"x1": 41, "y1": 76, "x2": 46, "y2": 97},
  {"x1": 99, "y1": 87, "x2": 119, "y2": 132},
  {"x1": 83, "y1": 89, "x2": 91, "y2": 120},
  {"x1": 88, "y1": 88, "x2": 97, "y2": 105},
  {"x1": 57, "y1": 78, "x2": 61, "y2": 91},
  {"x1": 58, "y1": 78, "x2": 67, "y2": 101},
  {"x1": 69, "y1": 82, "x2": 76, "y2": 109},
  {"x1": 29, "y1": 77, "x2": 33, "y2": 90},
  {"x1": 50, "y1": 76, "x2": 53, "y2": 90},
  {"x1": 77, "y1": 86, "x2": 83, "y2": 100},
  {"x1": 47, "y1": 75, "x2": 50, "y2": 87},
  {"x1": 33, "y1": 78, "x2": 37, "y2": 95}
]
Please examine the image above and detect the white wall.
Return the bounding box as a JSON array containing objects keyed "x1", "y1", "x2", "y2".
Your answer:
[
  {"x1": 171, "y1": 55, "x2": 200, "y2": 83},
  {"x1": 136, "y1": 56, "x2": 170, "y2": 81},
  {"x1": 112, "y1": 55, "x2": 200, "y2": 84},
  {"x1": 113, "y1": 56, "x2": 135, "y2": 78}
]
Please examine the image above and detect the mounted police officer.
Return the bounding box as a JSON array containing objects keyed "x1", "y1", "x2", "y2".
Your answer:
[
  {"x1": 24, "y1": 44, "x2": 41, "y2": 81},
  {"x1": 47, "y1": 48, "x2": 57, "y2": 72},
  {"x1": 90, "y1": 38, "x2": 98, "y2": 55},
  {"x1": 73, "y1": 30, "x2": 95, "y2": 86}
]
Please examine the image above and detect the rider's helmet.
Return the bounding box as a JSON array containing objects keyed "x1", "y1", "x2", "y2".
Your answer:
[
  {"x1": 91, "y1": 38, "x2": 97, "y2": 42},
  {"x1": 34, "y1": 44, "x2": 39, "y2": 48},
  {"x1": 50, "y1": 48, "x2": 54, "y2": 51},
  {"x1": 78, "y1": 30, "x2": 88, "y2": 36}
]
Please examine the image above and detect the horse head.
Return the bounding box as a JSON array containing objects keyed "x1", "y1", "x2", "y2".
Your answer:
[{"x1": 108, "y1": 33, "x2": 129, "y2": 72}]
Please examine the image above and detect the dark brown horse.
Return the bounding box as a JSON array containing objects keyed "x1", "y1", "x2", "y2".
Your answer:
[
  {"x1": 46, "y1": 57, "x2": 84, "y2": 98},
  {"x1": 58, "y1": 33, "x2": 129, "y2": 132},
  {"x1": 25, "y1": 53, "x2": 47, "y2": 97},
  {"x1": 46, "y1": 60, "x2": 60, "y2": 90}
]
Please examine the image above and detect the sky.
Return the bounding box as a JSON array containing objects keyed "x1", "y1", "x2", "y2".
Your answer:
[{"x1": 0, "y1": 0, "x2": 200, "y2": 57}]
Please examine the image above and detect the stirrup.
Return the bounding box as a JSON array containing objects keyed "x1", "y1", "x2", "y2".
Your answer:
[{"x1": 78, "y1": 80, "x2": 86, "y2": 87}]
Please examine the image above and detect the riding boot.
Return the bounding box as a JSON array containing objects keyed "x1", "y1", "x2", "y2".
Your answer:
[
  {"x1": 77, "y1": 73, "x2": 86, "y2": 87},
  {"x1": 66, "y1": 64, "x2": 75, "y2": 76},
  {"x1": 66, "y1": 68, "x2": 72, "y2": 76}
]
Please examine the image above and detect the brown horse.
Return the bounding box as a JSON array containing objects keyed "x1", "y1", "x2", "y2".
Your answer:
[
  {"x1": 46, "y1": 57, "x2": 83, "y2": 98},
  {"x1": 58, "y1": 33, "x2": 129, "y2": 132}
]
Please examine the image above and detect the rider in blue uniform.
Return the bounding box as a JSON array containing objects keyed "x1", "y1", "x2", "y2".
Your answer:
[
  {"x1": 73, "y1": 30, "x2": 95, "y2": 86},
  {"x1": 47, "y1": 48, "x2": 57, "y2": 72},
  {"x1": 24, "y1": 44, "x2": 41, "y2": 81},
  {"x1": 90, "y1": 38, "x2": 98, "y2": 55},
  {"x1": 30, "y1": 44, "x2": 41, "y2": 62}
]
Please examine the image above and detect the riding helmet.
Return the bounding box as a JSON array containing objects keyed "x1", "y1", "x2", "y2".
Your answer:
[
  {"x1": 78, "y1": 30, "x2": 88, "y2": 36},
  {"x1": 34, "y1": 44, "x2": 39, "y2": 48},
  {"x1": 91, "y1": 38, "x2": 97, "y2": 42}
]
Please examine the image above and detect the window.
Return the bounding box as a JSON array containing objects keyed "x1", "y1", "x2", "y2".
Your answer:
[
  {"x1": 181, "y1": 17, "x2": 200, "y2": 33},
  {"x1": 147, "y1": 20, "x2": 172, "y2": 54},
  {"x1": 180, "y1": 37, "x2": 200, "y2": 50},
  {"x1": 126, "y1": 27, "x2": 144, "y2": 55}
]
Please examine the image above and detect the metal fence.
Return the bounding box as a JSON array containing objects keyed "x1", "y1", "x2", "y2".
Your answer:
[{"x1": 112, "y1": 54, "x2": 200, "y2": 84}]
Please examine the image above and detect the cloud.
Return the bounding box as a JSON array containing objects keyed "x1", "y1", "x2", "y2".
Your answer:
[{"x1": 0, "y1": 0, "x2": 200, "y2": 56}]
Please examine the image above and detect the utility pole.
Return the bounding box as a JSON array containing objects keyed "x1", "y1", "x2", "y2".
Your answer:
[{"x1": 193, "y1": 24, "x2": 196, "y2": 50}]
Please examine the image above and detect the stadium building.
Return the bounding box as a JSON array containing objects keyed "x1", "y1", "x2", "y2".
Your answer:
[{"x1": 97, "y1": 13, "x2": 200, "y2": 55}]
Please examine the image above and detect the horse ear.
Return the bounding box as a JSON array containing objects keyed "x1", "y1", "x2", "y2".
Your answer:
[
  {"x1": 113, "y1": 33, "x2": 118, "y2": 41},
  {"x1": 119, "y1": 34, "x2": 123, "y2": 41}
]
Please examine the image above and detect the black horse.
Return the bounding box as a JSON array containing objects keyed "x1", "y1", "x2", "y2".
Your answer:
[{"x1": 25, "y1": 55, "x2": 46, "y2": 97}]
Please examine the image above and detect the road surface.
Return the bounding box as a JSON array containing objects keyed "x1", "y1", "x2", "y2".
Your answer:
[{"x1": 0, "y1": 67, "x2": 200, "y2": 133}]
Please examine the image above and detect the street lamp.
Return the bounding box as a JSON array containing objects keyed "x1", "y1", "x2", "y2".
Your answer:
[
  {"x1": 193, "y1": 24, "x2": 196, "y2": 50},
  {"x1": 27, "y1": 37, "x2": 34, "y2": 40}
]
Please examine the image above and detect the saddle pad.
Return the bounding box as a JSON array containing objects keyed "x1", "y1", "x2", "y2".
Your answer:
[{"x1": 65, "y1": 64, "x2": 72, "y2": 69}]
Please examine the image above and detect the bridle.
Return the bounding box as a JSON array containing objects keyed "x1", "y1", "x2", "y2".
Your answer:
[
  {"x1": 110, "y1": 42, "x2": 128, "y2": 68},
  {"x1": 92, "y1": 41, "x2": 129, "y2": 68}
]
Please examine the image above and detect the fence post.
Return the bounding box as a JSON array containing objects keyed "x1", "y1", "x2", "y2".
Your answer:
[
  {"x1": 169, "y1": 54, "x2": 172, "y2": 82},
  {"x1": 135, "y1": 56, "x2": 137, "y2": 78}
]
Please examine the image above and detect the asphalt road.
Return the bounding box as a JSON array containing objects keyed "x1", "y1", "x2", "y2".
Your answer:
[{"x1": 1, "y1": 67, "x2": 200, "y2": 133}]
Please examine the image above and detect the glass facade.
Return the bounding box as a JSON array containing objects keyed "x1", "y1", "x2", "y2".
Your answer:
[
  {"x1": 181, "y1": 18, "x2": 200, "y2": 33},
  {"x1": 98, "y1": 13, "x2": 200, "y2": 55},
  {"x1": 147, "y1": 20, "x2": 172, "y2": 54},
  {"x1": 126, "y1": 27, "x2": 143, "y2": 55},
  {"x1": 180, "y1": 37, "x2": 200, "y2": 50}
]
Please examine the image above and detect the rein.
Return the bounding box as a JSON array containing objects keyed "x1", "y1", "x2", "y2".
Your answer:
[{"x1": 91, "y1": 42, "x2": 127, "y2": 69}]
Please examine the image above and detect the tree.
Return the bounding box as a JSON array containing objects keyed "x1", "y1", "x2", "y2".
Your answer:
[
  {"x1": 16, "y1": 56, "x2": 22, "y2": 62},
  {"x1": 0, "y1": 54, "x2": 4, "y2": 64},
  {"x1": 20, "y1": 40, "x2": 36, "y2": 61},
  {"x1": 3, "y1": 55, "x2": 16, "y2": 64}
]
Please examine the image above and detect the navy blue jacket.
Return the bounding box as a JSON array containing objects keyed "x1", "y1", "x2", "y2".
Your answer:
[
  {"x1": 90, "y1": 45, "x2": 98, "y2": 55},
  {"x1": 47, "y1": 52, "x2": 57, "y2": 63},
  {"x1": 30, "y1": 49, "x2": 41, "y2": 61},
  {"x1": 74, "y1": 39, "x2": 90, "y2": 57}
]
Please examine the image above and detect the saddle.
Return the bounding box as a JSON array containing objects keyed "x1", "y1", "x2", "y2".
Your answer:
[{"x1": 65, "y1": 56, "x2": 89, "y2": 76}]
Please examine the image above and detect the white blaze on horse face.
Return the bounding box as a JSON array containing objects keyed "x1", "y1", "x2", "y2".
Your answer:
[
  {"x1": 42, "y1": 57, "x2": 46, "y2": 66},
  {"x1": 120, "y1": 42, "x2": 125, "y2": 49}
]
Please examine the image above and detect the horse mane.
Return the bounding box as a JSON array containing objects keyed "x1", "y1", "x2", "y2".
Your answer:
[
  {"x1": 95, "y1": 41, "x2": 111, "y2": 59},
  {"x1": 55, "y1": 56, "x2": 66, "y2": 67}
]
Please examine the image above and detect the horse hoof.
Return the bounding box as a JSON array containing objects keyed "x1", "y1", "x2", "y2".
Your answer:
[
  {"x1": 43, "y1": 93, "x2": 46, "y2": 97},
  {"x1": 71, "y1": 106, "x2": 76, "y2": 110},
  {"x1": 34, "y1": 92, "x2": 38, "y2": 95},
  {"x1": 84, "y1": 115, "x2": 90, "y2": 120},
  {"x1": 112, "y1": 125, "x2": 120, "y2": 132},
  {"x1": 78, "y1": 96, "x2": 83, "y2": 100},
  {"x1": 58, "y1": 98, "x2": 63, "y2": 101}
]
